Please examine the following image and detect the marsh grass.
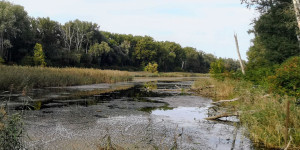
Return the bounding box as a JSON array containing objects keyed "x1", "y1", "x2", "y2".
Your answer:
[
  {"x1": 192, "y1": 79, "x2": 236, "y2": 100},
  {"x1": 0, "y1": 65, "x2": 133, "y2": 90},
  {"x1": 131, "y1": 71, "x2": 209, "y2": 78},
  {"x1": 192, "y1": 78, "x2": 300, "y2": 149},
  {"x1": 0, "y1": 107, "x2": 24, "y2": 150}
]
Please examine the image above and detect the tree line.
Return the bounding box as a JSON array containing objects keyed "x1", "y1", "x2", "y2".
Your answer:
[
  {"x1": 0, "y1": 1, "x2": 243, "y2": 73},
  {"x1": 216, "y1": 0, "x2": 300, "y2": 97}
]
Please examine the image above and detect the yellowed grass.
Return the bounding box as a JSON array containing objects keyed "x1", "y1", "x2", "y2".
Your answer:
[
  {"x1": 131, "y1": 71, "x2": 209, "y2": 78},
  {"x1": 191, "y1": 78, "x2": 235, "y2": 100},
  {"x1": 192, "y1": 78, "x2": 300, "y2": 149},
  {"x1": 0, "y1": 65, "x2": 132, "y2": 90}
]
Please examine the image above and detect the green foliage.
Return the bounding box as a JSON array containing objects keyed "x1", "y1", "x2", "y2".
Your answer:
[
  {"x1": 144, "y1": 62, "x2": 158, "y2": 73},
  {"x1": 134, "y1": 37, "x2": 157, "y2": 65},
  {"x1": 242, "y1": 0, "x2": 300, "y2": 97},
  {"x1": 0, "y1": 2, "x2": 225, "y2": 73},
  {"x1": 89, "y1": 42, "x2": 111, "y2": 66},
  {"x1": 20, "y1": 55, "x2": 34, "y2": 66},
  {"x1": 0, "y1": 1, "x2": 30, "y2": 62},
  {"x1": 80, "y1": 53, "x2": 92, "y2": 67},
  {"x1": 245, "y1": 66, "x2": 276, "y2": 85},
  {"x1": 0, "y1": 57, "x2": 4, "y2": 65},
  {"x1": 246, "y1": 0, "x2": 299, "y2": 68},
  {"x1": 210, "y1": 59, "x2": 226, "y2": 80},
  {"x1": 89, "y1": 42, "x2": 111, "y2": 57},
  {"x1": 268, "y1": 56, "x2": 300, "y2": 97},
  {"x1": 33, "y1": 43, "x2": 46, "y2": 67},
  {"x1": 0, "y1": 108, "x2": 24, "y2": 150}
]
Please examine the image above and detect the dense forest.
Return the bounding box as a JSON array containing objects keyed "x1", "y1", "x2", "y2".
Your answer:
[
  {"x1": 242, "y1": 0, "x2": 300, "y2": 82},
  {"x1": 241, "y1": 0, "x2": 300, "y2": 97},
  {"x1": 0, "y1": 1, "x2": 243, "y2": 73}
]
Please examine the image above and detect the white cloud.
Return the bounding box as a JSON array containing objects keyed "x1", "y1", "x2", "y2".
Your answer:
[{"x1": 11, "y1": 0, "x2": 257, "y2": 60}]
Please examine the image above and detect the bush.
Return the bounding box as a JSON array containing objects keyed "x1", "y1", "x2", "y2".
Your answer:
[
  {"x1": 0, "y1": 57, "x2": 4, "y2": 65},
  {"x1": 144, "y1": 62, "x2": 158, "y2": 73},
  {"x1": 268, "y1": 56, "x2": 300, "y2": 97},
  {"x1": 245, "y1": 66, "x2": 276, "y2": 85},
  {"x1": 20, "y1": 55, "x2": 34, "y2": 66},
  {"x1": 0, "y1": 108, "x2": 24, "y2": 149},
  {"x1": 209, "y1": 59, "x2": 226, "y2": 80},
  {"x1": 33, "y1": 43, "x2": 46, "y2": 67}
]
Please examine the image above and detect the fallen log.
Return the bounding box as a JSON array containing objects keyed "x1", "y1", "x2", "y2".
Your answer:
[
  {"x1": 211, "y1": 98, "x2": 239, "y2": 105},
  {"x1": 205, "y1": 112, "x2": 239, "y2": 120}
]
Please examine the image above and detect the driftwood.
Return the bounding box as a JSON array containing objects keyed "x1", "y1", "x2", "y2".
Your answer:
[
  {"x1": 284, "y1": 136, "x2": 292, "y2": 150},
  {"x1": 205, "y1": 112, "x2": 239, "y2": 120},
  {"x1": 211, "y1": 98, "x2": 239, "y2": 105}
]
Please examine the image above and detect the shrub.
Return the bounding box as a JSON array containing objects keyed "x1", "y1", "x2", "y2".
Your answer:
[
  {"x1": 20, "y1": 55, "x2": 34, "y2": 66},
  {"x1": 209, "y1": 59, "x2": 226, "y2": 80},
  {"x1": 144, "y1": 62, "x2": 158, "y2": 73},
  {"x1": 33, "y1": 43, "x2": 46, "y2": 67},
  {"x1": 268, "y1": 56, "x2": 300, "y2": 97},
  {"x1": 0, "y1": 108, "x2": 24, "y2": 149},
  {"x1": 245, "y1": 66, "x2": 276, "y2": 86},
  {"x1": 0, "y1": 57, "x2": 4, "y2": 65}
]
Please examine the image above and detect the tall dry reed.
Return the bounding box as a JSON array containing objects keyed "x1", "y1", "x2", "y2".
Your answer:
[{"x1": 0, "y1": 65, "x2": 132, "y2": 90}]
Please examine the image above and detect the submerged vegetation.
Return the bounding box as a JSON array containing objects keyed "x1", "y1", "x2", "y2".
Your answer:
[
  {"x1": 192, "y1": 78, "x2": 300, "y2": 149},
  {"x1": 0, "y1": 65, "x2": 132, "y2": 91}
]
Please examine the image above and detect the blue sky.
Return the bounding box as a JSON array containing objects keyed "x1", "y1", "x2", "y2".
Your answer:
[{"x1": 11, "y1": 0, "x2": 257, "y2": 60}]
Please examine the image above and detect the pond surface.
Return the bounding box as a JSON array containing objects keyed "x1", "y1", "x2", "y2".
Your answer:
[{"x1": 1, "y1": 77, "x2": 255, "y2": 150}]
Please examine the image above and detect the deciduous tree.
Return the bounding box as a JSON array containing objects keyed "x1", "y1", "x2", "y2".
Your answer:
[{"x1": 33, "y1": 43, "x2": 46, "y2": 67}]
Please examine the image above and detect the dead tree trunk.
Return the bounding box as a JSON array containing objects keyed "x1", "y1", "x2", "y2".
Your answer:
[
  {"x1": 234, "y1": 34, "x2": 245, "y2": 75},
  {"x1": 293, "y1": 0, "x2": 300, "y2": 30},
  {"x1": 205, "y1": 112, "x2": 239, "y2": 120},
  {"x1": 292, "y1": 0, "x2": 300, "y2": 47}
]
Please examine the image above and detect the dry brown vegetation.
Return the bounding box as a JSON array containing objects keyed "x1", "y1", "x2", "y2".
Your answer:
[
  {"x1": 131, "y1": 71, "x2": 209, "y2": 78},
  {"x1": 0, "y1": 65, "x2": 133, "y2": 90}
]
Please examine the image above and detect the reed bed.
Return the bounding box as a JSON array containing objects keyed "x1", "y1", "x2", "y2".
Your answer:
[
  {"x1": 131, "y1": 71, "x2": 209, "y2": 78},
  {"x1": 0, "y1": 65, "x2": 132, "y2": 90},
  {"x1": 192, "y1": 78, "x2": 300, "y2": 149}
]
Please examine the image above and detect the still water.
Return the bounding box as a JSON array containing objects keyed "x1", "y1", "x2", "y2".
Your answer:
[{"x1": 1, "y1": 78, "x2": 254, "y2": 149}]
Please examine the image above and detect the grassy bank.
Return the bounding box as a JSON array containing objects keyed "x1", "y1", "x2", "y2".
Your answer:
[
  {"x1": 0, "y1": 65, "x2": 132, "y2": 91},
  {"x1": 192, "y1": 78, "x2": 300, "y2": 149}
]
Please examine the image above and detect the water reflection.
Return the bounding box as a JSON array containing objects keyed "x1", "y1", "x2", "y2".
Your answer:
[
  {"x1": 143, "y1": 81, "x2": 158, "y2": 91},
  {"x1": 2, "y1": 78, "x2": 256, "y2": 149},
  {"x1": 151, "y1": 107, "x2": 208, "y2": 126}
]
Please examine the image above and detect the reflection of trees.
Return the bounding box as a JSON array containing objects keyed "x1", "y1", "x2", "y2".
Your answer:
[{"x1": 144, "y1": 81, "x2": 157, "y2": 92}]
